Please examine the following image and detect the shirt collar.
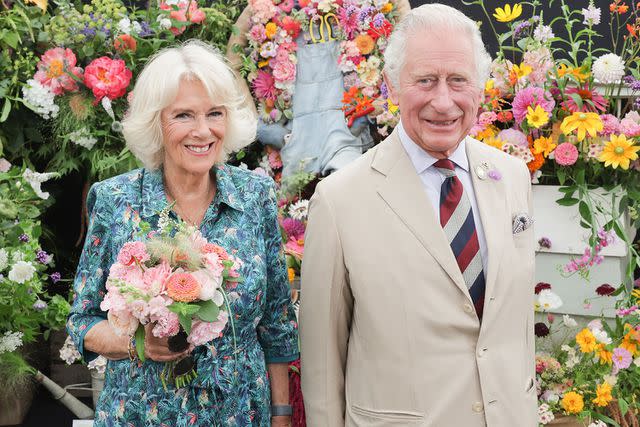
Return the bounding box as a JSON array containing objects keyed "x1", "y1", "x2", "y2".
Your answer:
[
  {"x1": 140, "y1": 165, "x2": 244, "y2": 220},
  {"x1": 398, "y1": 120, "x2": 469, "y2": 174}
]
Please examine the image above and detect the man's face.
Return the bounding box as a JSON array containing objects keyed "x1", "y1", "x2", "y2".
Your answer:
[{"x1": 386, "y1": 29, "x2": 483, "y2": 159}]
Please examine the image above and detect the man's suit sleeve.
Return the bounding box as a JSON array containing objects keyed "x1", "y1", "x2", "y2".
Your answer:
[{"x1": 300, "y1": 183, "x2": 353, "y2": 427}]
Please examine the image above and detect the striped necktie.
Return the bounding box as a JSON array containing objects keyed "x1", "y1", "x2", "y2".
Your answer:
[{"x1": 434, "y1": 159, "x2": 486, "y2": 320}]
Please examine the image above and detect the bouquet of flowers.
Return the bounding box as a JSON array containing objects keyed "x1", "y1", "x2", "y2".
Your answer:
[{"x1": 100, "y1": 212, "x2": 242, "y2": 388}]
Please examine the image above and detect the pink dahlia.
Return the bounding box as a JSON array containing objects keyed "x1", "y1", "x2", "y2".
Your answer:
[
  {"x1": 252, "y1": 70, "x2": 277, "y2": 101},
  {"x1": 281, "y1": 217, "x2": 305, "y2": 240},
  {"x1": 34, "y1": 48, "x2": 83, "y2": 95},
  {"x1": 337, "y1": 5, "x2": 360, "y2": 39},
  {"x1": 249, "y1": 24, "x2": 267, "y2": 43},
  {"x1": 620, "y1": 112, "x2": 640, "y2": 137},
  {"x1": 554, "y1": 142, "x2": 579, "y2": 166},
  {"x1": 600, "y1": 114, "x2": 620, "y2": 136},
  {"x1": 512, "y1": 86, "x2": 555, "y2": 124},
  {"x1": 84, "y1": 57, "x2": 132, "y2": 102},
  {"x1": 562, "y1": 85, "x2": 608, "y2": 113}
]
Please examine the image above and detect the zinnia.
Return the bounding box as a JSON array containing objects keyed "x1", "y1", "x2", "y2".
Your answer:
[
  {"x1": 561, "y1": 391, "x2": 584, "y2": 414},
  {"x1": 252, "y1": 70, "x2": 277, "y2": 101},
  {"x1": 598, "y1": 134, "x2": 640, "y2": 169},
  {"x1": 554, "y1": 142, "x2": 579, "y2": 166},
  {"x1": 84, "y1": 57, "x2": 132, "y2": 102},
  {"x1": 576, "y1": 328, "x2": 597, "y2": 353},
  {"x1": 354, "y1": 34, "x2": 375, "y2": 55},
  {"x1": 34, "y1": 48, "x2": 83, "y2": 95},
  {"x1": 166, "y1": 272, "x2": 201, "y2": 302}
]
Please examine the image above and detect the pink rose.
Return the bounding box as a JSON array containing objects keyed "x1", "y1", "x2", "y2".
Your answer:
[
  {"x1": 272, "y1": 59, "x2": 296, "y2": 83},
  {"x1": 108, "y1": 309, "x2": 139, "y2": 336}
]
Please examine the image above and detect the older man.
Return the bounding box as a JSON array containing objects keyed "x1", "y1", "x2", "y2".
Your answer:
[{"x1": 300, "y1": 3, "x2": 536, "y2": 427}]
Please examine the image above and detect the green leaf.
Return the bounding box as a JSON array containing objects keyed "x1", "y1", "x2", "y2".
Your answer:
[
  {"x1": 195, "y1": 299, "x2": 220, "y2": 322},
  {"x1": 568, "y1": 93, "x2": 583, "y2": 110},
  {"x1": 0, "y1": 99, "x2": 10, "y2": 123},
  {"x1": 578, "y1": 201, "x2": 591, "y2": 223},
  {"x1": 592, "y1": 411, "x2": 621, "y2": 427},
  {"x1": 135, "y1": 324, "x2": 146, "y2": 362},
  {"x1": 555, "y1": 197, "x2": 579, "y2": 206},
  {"x1": 178, "y1": 313, "x2": 192, "y2": 335},
  {"x1": 557, "y1": 168, "x2": 567, "y2": 185},
  {"x1": 575, "y1": 168, "x2": 585, "y2": 185},
  {"x1": 168, "y1": 302, "x2": 200, "y2": 316},
  {"x1": 2, "y1": 31, "x2": 20, "y2": 49}
]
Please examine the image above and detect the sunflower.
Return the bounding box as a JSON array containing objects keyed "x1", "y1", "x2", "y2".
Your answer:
[
  {"x1": 560, "y1": 112, "x2": 603, "y2": 141},
  {"x1": 493, "y1": 3, "x2": 522, "y2": 22},
  {"x1": 598, "y1": 134, "x2": 640, "y2": 169}
]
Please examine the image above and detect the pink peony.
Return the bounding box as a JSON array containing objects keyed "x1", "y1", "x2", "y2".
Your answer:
[
  {"x1": 249, "y1": 0, "x2": 278, "y2": 22},
  {"x1": 84, "y1": 57, "x2": 132, "y2": 102},
  {"x1": 554, "y1": 142, "x2": 579, "y2": 166},
  {"x1": 252, "y1": 70, "x2": 277, "y2": 101},
  {"x1": 129, "y1": 299, "x2": 150, "y2": 322},
  {"x1": 107, "y1": 309, "x2": 139, "y2": 336},
  {"x1": 152, "y1": 311, "x2": 180, "y2": 337},
  {"x1": 147, "y1": 295, "x2": 170, "y2": 321},
  {"x1": 512, "y1": 86, "x2": 555, "y2": 124},
  {"x1": 600, "y1": 114, "x2": 620, "y2": 136},
  {"x1": 188, "y1": 311, "x2": 229, "y2": 346},
  {"x1": 192, "y1": 269, "x2": 223, "y2": 302},
  {"x1": 117, "y1": 241, "x2": 150, "y2": 266},
  {"x1": 34, "y1": 48, "x2": 83, "y2": 95},
  {"x1": 249, "y1": 24, "x2": 267, "y2": 43},
  {"x1": 272, "y1": 58, "x2": 296, "y2": 83}
]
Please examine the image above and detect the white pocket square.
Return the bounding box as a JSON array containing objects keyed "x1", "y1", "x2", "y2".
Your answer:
[{"x1": 512, "y1": 213, "x2": 534, "y2": 234}]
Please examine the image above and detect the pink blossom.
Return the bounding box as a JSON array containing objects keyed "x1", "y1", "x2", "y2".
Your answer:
[
  {"x1": 109, "y1": 262, "x2": 144, "y2": 286},
  {"x1": 152, "y1": 311, "x2": 180, "y2": 338},
  {"x1": 281, "y1": 217, "x2": 305, "y2": 240},
  {"x1": 202, "y1": 253, "x2": 224, "y2": 278},
  {"x1": 554, "y1": 142, "x2": 579, "y2": 166},
  {"x1": 117, "y1": 241, "x2": 150, "y2": 266},
  {"x1": 337, "y1": 4, "x2": 360, "y2": 38},
  {"x1": 0, "y1": 158, "x2": 10, "y2": 173},
  {"x1": 617, "y1": 306, "x2": 638, "y2": 317},
  {"x1": 143, "y1": 261, "x2": 172, "y2": 295},
  {"x1": 100, "y1": 289, "x2": 127, "y2": 312},
  {"x1": 107, "y1": 309, "x2": 139, "y2": 336},
  {"x1": 83, "y1": 57, "x2": 132, "y2": 102},
  {"x1": 272, "y1": 59, "x2": 296, "y2": 83},
  {"x1": 147, "y1": 296, "x2": 170, "y2": 321},
  {"x1": 512, "y1": 86, "x2": 555, "y2": 124},
  {"x1": 192, "y1": 269, "x2": 223, "y2": 302},
  {"x1": 523, "y1": 47, "x2": 553, "y2": 86},
  {"x1": 285, "y1": 237, "x2": 304, "y2": 257},
  {"x1": 588, "y1": 319, "x2": 603, "y2": 331},
  {"x1": 279, "y1": 0, "x2": 294, "y2": 12},
  {"x1": 599, "y1": 114, "x2": 620, "y2": 136},
  {"x1": 249, "y1": 24, "x2": 267, "y2": 43},
  {"x1": 188, "y1": 229, "x2": 208, "y2": 251},
  {"x1": 160, "y1": 1, "x2": 205, "y2": 35},
  {"x1": 252, "y1": 70, "x2": 277, "y2": 101},
  {"x1": 613, "y1": 347, "x2": 632, "y2": 371},
  {"x1": 497, "y1": 128, "x2": 528, "y2": 147},
  {"x1": 478, "y1": 111, "x2": 498, "y2": 125},
  {"x1": 34, "y1": 48, "x2": 83, "y2": 95},
  {"x1": 188, "y1": 312, "x2": 229, "y2": 346},
  {"x1": 129, "y1": 299, "x2": 150, "y2": 322},
  {"x1": 268, "y1": 150, "x2": 282, "y2": 168},
  {"x1": 619, "y1": 116, "x2": 640, "y2": 137},
  {"x1": 249, "y1": 0, "x2": 278, "y2": 22}
]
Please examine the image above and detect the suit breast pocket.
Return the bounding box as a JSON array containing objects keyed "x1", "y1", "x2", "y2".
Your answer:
[{"x1": 349, "y1": 405, "x2": 426, "y2": 426}]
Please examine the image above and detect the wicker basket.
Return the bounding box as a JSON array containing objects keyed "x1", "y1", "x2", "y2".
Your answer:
[{"x1": 607, "y1": 400, "x2": 640, "y2": 427}]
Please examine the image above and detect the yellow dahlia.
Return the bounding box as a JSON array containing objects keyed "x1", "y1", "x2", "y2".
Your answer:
[
  {"x1": 560, "y1": 112, "x2": 603, "y2": 141},
  {"x1": 561, "y1": 391, "x2": 584, "y2": 414},
  {"x1": 576, "y1": 328, "x2": 597, "y2": 353},
  {"x1": 493, "y1": 3, "x2": 522, "y2": 22},
  {"x1": 592, "y1": 382, "x2": 613, "y2": 407},
  {"x1": 598, "y1": 134, "x2": 640, "y2": 170}
]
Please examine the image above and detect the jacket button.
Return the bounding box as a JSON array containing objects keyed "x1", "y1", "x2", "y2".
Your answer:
[
  {"x1": 463, "y1": 303, "x2": 474, "y2": 313},
  {"x1": 472, "y1": 402, "x2": 484, "y2": 412},
  {"x1": 477, "y1": 348, "x2": 486, "y2": 358}
]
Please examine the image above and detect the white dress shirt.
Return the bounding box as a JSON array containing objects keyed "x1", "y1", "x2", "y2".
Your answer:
[{"x1": 397, "y1": 121, "x2": 489, "y2": 274}]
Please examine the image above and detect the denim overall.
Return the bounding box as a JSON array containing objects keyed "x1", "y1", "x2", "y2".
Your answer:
[{"x1": 257, "y1": 35, "x2": 373, "y2": 177}]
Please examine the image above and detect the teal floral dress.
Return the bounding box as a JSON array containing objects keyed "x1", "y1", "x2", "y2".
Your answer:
[{"x1": 67, "y1": 165, "x2": 299, "y2": 427}]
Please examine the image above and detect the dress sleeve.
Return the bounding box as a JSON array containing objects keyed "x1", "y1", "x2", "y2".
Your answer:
[
  {"x1": 256, "y1": 179, "x2": 300, "y2": 363},
  {"x1": 66, "y1": 182, "x2": 114, "y2": 362}
]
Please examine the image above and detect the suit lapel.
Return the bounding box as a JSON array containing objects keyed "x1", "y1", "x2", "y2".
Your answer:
[
  {"x1": 465, "y1": 138, "x2": 509, "y2": 307},
  {"x1": 373, "y1": 132, "x2": 469, "y2": 299}
]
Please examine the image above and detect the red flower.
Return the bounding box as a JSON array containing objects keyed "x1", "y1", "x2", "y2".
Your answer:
[
  {"x1": 367, "y1": 19, "x2": 392, "y2": 40},
  {"x1": 84, "y1": 56, "x2": 132, "y2": 102},
  {"x1": 535, "y1": 282, "x2": 552, "y2": 294},
  {"x1": 160, "y1": 1, "x2": 206, "y2": 35},
  {"x1": 595, "y1": 283, "x2": 616, "y2": 296},
  {"x1": 114, "y1": 34, "x2": 137, "y2": 53},
  {"x1": 535, "y1": 322, "x2": 550, "y2": 337},
  {"x1": 497, "y1": 110, "x2": 513, "y2": 123},
  {"x1": 280, "y1": 16, "x2": 301, "y2": 39}
]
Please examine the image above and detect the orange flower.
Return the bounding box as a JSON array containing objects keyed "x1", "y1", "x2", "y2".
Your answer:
[
  {"x1": 287, "y1": 267, "x2": 295, "y2": 284},
  {"x1": 114, "y1": 34, "x2": 137, "y2": 53},
  {"x1": 380, "y1": 2, "x2": 393, "y2": 13},
  {"x1": 595, "y1": 343, "x2": 613, "y2": 365},
  {"x1": 628, "y1": 23, "x2": 638, "y2": 38},
  {"x1": 527, "y1": 149, "x2": 545, "y2": 172},
  {"x1": 576, "y1": 328, "x2": 597, "y2": 353},
  {"x1": 166, "y1": 272, "x2": 201, "y2": 302},
  {"x1": 354, "y1": 34, "x2": 375, "y2": 55}
]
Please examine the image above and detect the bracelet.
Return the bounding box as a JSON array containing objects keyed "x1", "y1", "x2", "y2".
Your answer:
[
  {"x1": 127, "y1": 335, "x2": 137, "y2": 361},
  {"x1": 271, "y1": 404, "x2": 293, "y2": 417}
]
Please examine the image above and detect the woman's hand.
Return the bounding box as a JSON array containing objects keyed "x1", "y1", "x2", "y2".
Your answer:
[
  {"x1": 271, "y1": 416, "x2": 292, "y2": 427},
  {"x1": 143, "y1": 323, "x2": 192, "y2": 362}
]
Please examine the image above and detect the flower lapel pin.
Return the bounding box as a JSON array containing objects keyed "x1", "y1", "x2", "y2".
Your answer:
[{"x1": 475, "y1": 162, "x2": 501, "y2": 181}]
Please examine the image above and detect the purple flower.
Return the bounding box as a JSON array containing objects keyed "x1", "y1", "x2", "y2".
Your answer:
[
  {"x1": 36, "y1": 249, "x2": 50, "y2": 264},
  {"x1": 281, "y1": 217, "x2": 306, "y2": 239},
  {"x1": 595, "y1": 283, "x2": 616, "y2": 296},
  {"x1": 538, "y1": 237, "x2": 552, "y2": 249},
  {"x1": 33, "y1": 300, "x2": 48, "y2": 311},
  {"x1": 50, "y1": 272, "x2": 61, "y2": 283},
  {"x1": 513, "y1": 21, "x2": 531, "y2": 39},
  {"x1": 488, "y1": 169, "x2": 501, "y2": 181},
  {"x1": 613, "y1": 347, "x2": 632, "y2": 370},
  {"x1": 534, "y1": 322, "x2": 550, "y2": 337},
  {"x1": 372, "y1": 12, "x2": 385, "y2": 28},
  {"x1": 380, "y1": 81, "x2": 388, "y2": 98},
  {"x1": 623, "y1": 75, "x2": 640, "y2": 91},
  {"x1": 19, "y1": 234, "x2": 29, "y2": 243},
  {"x1": 138, "y1": 21, "x2": 153, "y2": 37}
]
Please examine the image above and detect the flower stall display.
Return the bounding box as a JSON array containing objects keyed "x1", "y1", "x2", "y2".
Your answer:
[
  {"x1": 0, "y1": 159, "x2": 70, "y2": 414},
  {"x1": 100, "y1": 212, "x2": 242, "y2": 388}
]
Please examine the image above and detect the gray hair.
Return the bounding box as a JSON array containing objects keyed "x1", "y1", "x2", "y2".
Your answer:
[
  {"x1": 383, "y1": 3, "x2": 492, "y2": 90},
  {"x1": 122, "y1": 39, "x2": 257, "y2": 169}
]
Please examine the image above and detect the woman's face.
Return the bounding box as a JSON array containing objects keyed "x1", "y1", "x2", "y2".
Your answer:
[{"x1": 160, "y1": 79, "x2": 226, "y2": 176}]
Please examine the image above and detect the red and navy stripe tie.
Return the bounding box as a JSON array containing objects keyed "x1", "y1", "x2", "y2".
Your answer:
[{"x1": 434, "y1": 159, "x2": 486, "y2": 320}]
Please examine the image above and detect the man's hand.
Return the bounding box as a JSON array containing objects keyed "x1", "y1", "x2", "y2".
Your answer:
[{"x1": 271, "y1": 416, "x2": 292, "y2": 427}]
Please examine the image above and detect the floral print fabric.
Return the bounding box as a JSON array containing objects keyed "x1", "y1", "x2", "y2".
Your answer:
[{"x1": 67, "y1": 165, "x2": 299, "y2": 426}]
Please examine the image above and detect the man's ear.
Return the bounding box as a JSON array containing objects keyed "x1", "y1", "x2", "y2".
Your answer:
[{"x1": 382, "y1": 71, "x2": 399, "y2": 106}]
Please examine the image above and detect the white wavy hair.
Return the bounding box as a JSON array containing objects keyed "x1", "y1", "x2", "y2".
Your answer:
[
  {"x1": 122, "y1": 40, "x2": 257, "y2": 169},
  {"x1": 383, "y1": 3, "x2": 492, "y2": 89}
]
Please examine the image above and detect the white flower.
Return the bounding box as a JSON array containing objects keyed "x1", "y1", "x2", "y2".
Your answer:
[
  {"x1": 562, "y1": 314, "x2": 577, "y2": 328},
  {"x1": 537, "y1": 289, "x2": 563, "y2": 312},
  {"x1": 22, "y1": 79, "x2": 59, "y2": 119},
  {"x1": 0, "y1": 158, "x2": 11, "y2": 173},
  {"x1": 537, "y1": 403, "x2": 555, "y2": 424},
  {"x1": 132, "y1": 21, "x2": 142, "y2": 35},
  {"x1": 158, "y1": 17, "x2": 172, "y2": 30},
  {"x1": 8, "y1": 260, "x2": 36, "y2": 284},
  {"x1": 592, "y1": 53, "x2": 625, "y2": 84},
  {"x1": 87, "y1": 355, "x2": 107, "y2": 374},
  {"x1": 0, "y1": 331, "x2": 24, "y2": 354},
  {"x1": 603, "y1": 374, "x2": 618, "y2": 386},
  {"x1": 0, "y1": 248, "x2": 8, "y2": 271},
  {"x1": 592, "y1": 328, "x2": 612, "y2": 345},
  {"x1": 533, "y1": 25, "x2": 554, "y2": 43},
  {"x1": 582, "y1": 5, "x2": 601, "y2": 25},
  {"x1": 587, "y1": 421, "x2": 607, "y2": 427},
  {"x1": 117, "y1": 17, "x2": 131, "y2": 34},
  {"x1": 634, "y1": 357, "x2": 640, "y2": 367},
  {"x1": 59, "y1": 335, "x2": 82, "y2": 365},
  {"x1": 288, "y1": 199, "x2": 309, "y2": 221},
  {"x1": 23, "y1": 168, "x2": 57, "y2": 200},
  {"x1": 68, "y1": 128, "x2": 97, "y2": 150}
]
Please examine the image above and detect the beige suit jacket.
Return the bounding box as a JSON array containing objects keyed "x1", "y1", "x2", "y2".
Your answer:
[{"x1": 300, "y1": 131, "x2": 537, "y2": 427}]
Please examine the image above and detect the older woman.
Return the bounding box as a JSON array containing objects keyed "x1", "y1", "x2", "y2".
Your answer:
[{"x1": 67, "y1": 40, "x2": 298, "y2": 426}]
